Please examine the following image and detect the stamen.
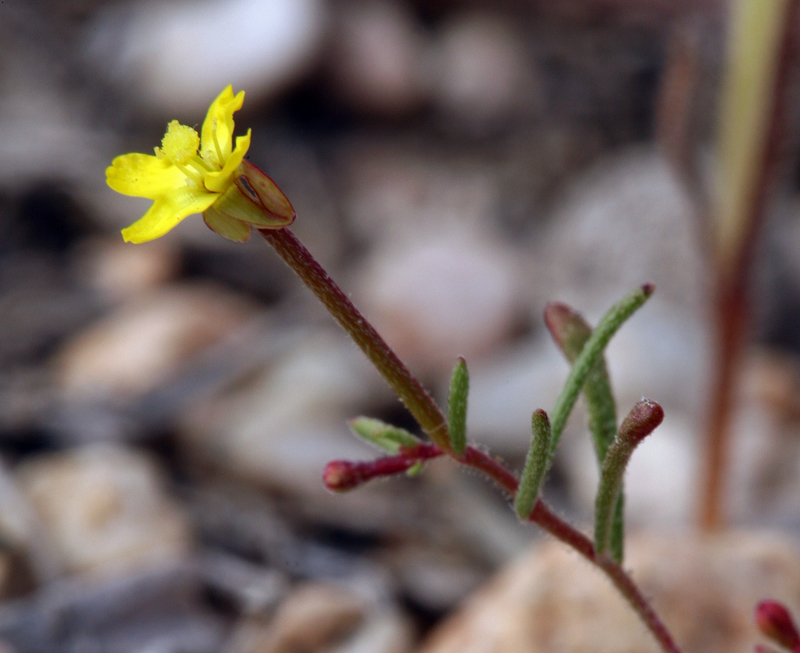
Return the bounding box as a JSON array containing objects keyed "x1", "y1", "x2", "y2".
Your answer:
[
  {"x1": 211, "y1": 117, "x2": 225, "y2": 165},
  {"x1": 188, "y1": 157, "x2": 212, "y2": 175},
  {"x1": 173, "y1": 162, "x2": 204, "y2": 186}
]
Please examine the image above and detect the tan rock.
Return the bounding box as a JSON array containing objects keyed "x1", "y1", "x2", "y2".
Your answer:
[
  {"x1": 230, "y1": 583, "x2": 367, "y2": 653},
  {"x1": 74, "y1": 237, "x2": 180, "y2": 300},
  {"x1": 55, "y1": 283, "x2": 255, "y2": 400},
  {"x1": 15, "y1": 443, "x2": 191, "y2": 579},
  {"x1": 359, "y1": 233, "x2": 519, "y2": 375},
  {"x1": 418, "y1": 532, "x2": 800, "y2": 653}
]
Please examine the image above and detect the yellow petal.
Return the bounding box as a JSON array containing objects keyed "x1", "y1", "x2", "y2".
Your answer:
[
  {"x1": 121, "y1": 186, "x2": 218, "y2": 243},
  {"x1": 204, "y1": 130, "x2": 251, "y2": 193},
  {"x1": 200, "y1": 86, "x2": 244, "y2": 163},
  {"x1": 106, "y1": 153, "x2": 185, "y2": 200}
]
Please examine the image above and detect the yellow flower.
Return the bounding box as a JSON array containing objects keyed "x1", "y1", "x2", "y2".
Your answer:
[{"x1": 107, "y1": 85, "x2": 294, "y2": 243}]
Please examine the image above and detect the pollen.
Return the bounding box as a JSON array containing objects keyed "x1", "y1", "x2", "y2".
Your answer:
[{"x1": 160, "y1": 121, "x2": 200, "y2": 166}]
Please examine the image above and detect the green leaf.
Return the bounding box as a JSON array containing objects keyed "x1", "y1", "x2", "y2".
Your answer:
[
  {"x1": 547, "y1": 284, "x2": 654, "y2": 463},
  {"x1": 545, "y1": 301, "x2": 623, "y2": 561},
  {"x1": 515, "y1": 409, "x2": 552, "y2": 520},
  {"x1": 348, "y1": 417, "x2": 420, "y2": 454},
  {"x1": 406, "y1": 461, "x2": 425, "y2": 477},
  {"x1": 447, "y1": 357, "x2": 469, "y2": 456},
  {"x1": 594, "y1": 399, "x2": 663, "y2": 556}
]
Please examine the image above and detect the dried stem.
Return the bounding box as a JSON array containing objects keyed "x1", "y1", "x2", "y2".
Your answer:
[{"x1": 700, "y1": 0, "x2": 800, "y2": 529}]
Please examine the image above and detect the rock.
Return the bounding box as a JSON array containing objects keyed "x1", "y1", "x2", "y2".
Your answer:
[
  {"x1": 341, "y1": 144, "x2": 503, "y2": 245},
  {"x1": 199, "y1": 550, "x2": 289, "y2": 616},
  {"x1": 357, "y1": 233, "x2": 519, "y2": 375},
  {"x1": 329, "y1": 608, "x2": 414, "y2": 653},
  {"x1": 433, "y1": 12, "x2": 537, "y2": 133},
  {"x1": 55, "y1": 283, "x2": 256, "y2": 401},
  {"x1": 419, "y1": 532, "x2": 800, "y2": 653},
  {"x1": 15, "y1": 443, "x2": 191, "y2": 578},
  {"x1": 383, "y1": 544, "x2": 486, "y2": 613},
  {"x1": 328, "y1": 1, "x2": 431, "y2": 115},
  {"x1": 0, "y1": 457, "x2": 60, "y2": 588},
  {"x1": 0, "y1": 17, "x2": 112, "y2": 194},
  {"x1": 0, "y1": 253, "x2": 99, "y2": 366},
  {"x1": 228, "y1": 582, "x2": 367, "y2": 653},
  {"x1": 464, "y1": 336, "x2": 566, "y2": 452},
  {"x1": 180, "y1": 328, "x2": 400, "y2": 504},
  {"x1": 532, "y1": 148, "x2": 707, "y2": 316},
  {"x1": 72, "y1": 237, "x2": 180, "y2": 301},
  {"x1": 722, "y1": 350, "x2": 800, "y2": 526},
  {"x1": 86, "y1": 0, "x2": 327, "y2": 115},
  {"x1": 0, "y1": 561, "x2": 225, "y2": 653}
]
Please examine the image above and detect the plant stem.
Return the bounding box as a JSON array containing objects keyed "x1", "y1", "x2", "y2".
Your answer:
[
  {"x1": 700, "y1": 0, "x2": 800, "y2": 529},
  {"x1": 260, "y1": 227, "x2": 682, "y2": 653},
  {"x1": 463, "y1": 447, "x2": 683, "y2": 653},
  {"x1": 259, "y1": 228, "x2": 451, "y2": 451}
]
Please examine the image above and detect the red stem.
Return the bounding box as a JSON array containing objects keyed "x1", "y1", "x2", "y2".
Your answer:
[
  {"x1": 260, "y1": 226, "x2": 683, "y2": 653},
  {"x1": 700, "y1": 0, "x2": 800, "y2": 530},
  {"x1": 332, "y1": 443, "x2": 683, "y2": 653},
  {"x1": 260, "y1": 228, "x2": 451, "y2": 451}
]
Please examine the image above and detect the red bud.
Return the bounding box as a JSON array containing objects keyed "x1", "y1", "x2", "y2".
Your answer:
[
  {"x1": 618, "y1": 399, "x2": 664, "y2": 447},
  {"x1": 756, "y1": 600, "x2": 800, "y2": 650}
]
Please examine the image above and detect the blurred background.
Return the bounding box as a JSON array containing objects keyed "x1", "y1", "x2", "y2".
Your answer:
[{"x1": 2, "y1": 0, "x2": 800, "y2": 651}]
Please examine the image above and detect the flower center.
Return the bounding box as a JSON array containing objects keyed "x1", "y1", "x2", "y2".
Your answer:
[{"x1": 160, "y1": 121, "x2": 200, "y2": 166}]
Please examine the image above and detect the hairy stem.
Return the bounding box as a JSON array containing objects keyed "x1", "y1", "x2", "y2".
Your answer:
[
  {"x1": 260, "y1": 228, "x2": 681, "y2": 653},
  {"x1": 260, "y1": 228, "x2": 451, "y2": 451}
]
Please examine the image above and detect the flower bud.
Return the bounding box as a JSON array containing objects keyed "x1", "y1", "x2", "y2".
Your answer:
[
  {"x1": 618, "y1": 399, "x2": 664, "y2": 447},
  {"x1": 323, "y1": 460, "x2": 362, "y2": 492},
  {"x1": 756, "y1": 600, "x2": 800, "y2": 650}
]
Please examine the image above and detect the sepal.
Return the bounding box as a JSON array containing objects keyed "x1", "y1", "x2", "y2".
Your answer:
[
  {"x1": 239, "y1": 160, "x2": 296, "y2": 227},
  {"x1": 203, "y1": 205, "x2": 252, "y2": 242}
]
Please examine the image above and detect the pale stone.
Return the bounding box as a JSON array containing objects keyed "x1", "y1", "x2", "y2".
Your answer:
[
  {"x1": 73, "y1": 237, "x2": 180, "y2": 301},
  {"x1": 179, "y1": 329, "x2": 386, "y2": 495},
  {"x1": 87, "y1": 0, "x2": 326, "y2": 114},
  {"x1": 329, "y1": 1, "x2": 432, "y2": 115},
  {"x1": 419, "y1": 532, "x2": 800, "y2": 653},
  {"x1": 55, "y1": 283, "x2": 255, "y2": 400},
  {"x1": 230, "y1": 583, "x2": 367, "y2": 653},
  {"x1": 15, "y1": 443, "x2": 191, "y2": 579},
  {"x1": 533, "y1": 148, "x2": 707, "y2": 315},
  {"x1": 358, "y1": 233, "x2": 519, "y2": 375},
  {"x1": 330, "y1": 608, "x2": 415, "y2": 653},
  {"x1": 433, "y1": 12, "x2": 537, "y2": 131}
]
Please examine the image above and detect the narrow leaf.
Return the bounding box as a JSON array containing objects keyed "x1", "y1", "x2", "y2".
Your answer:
[
  {"x1": 406, "y1": 461, "x2": 425, "y2": 477},
  {"x1": 447, "y1": 357, "x2": 469, "y2": 456},
  {"x1": 515, "y1": 409, "x2": 552, "y2": 520},
  {"x1": 547, "y1": 284, "x2": 654, "y2": 463},
  {"x1": 594, "y1": 399, "x2": 663, "y2": 555},
  {"x1": 545, "y1": 301, "x2": 622, "y2": 560}
]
